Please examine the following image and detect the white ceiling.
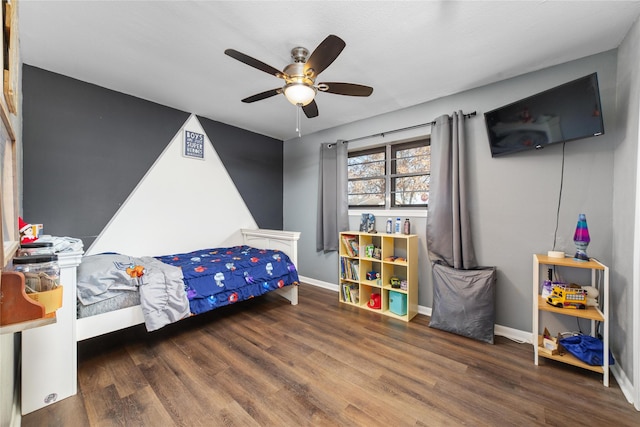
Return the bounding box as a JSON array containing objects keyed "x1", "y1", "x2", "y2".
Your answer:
[{"x1": 19, "y1": 1, "x2": 640, "y2": 141}]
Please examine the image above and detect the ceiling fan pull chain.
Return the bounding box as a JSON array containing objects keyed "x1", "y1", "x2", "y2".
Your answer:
[{"x1": 296, "y1": 104, "x2": 302, "y2": 137}]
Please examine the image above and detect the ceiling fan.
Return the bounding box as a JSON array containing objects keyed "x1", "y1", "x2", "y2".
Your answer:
[{"x1": 224, "y1": 35, "x2": 373, "y2": 119}]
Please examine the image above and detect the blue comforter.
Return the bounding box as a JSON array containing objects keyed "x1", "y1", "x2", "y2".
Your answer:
[{"x1": 155, "y1": 245, "x2": 299, "y2": 315}]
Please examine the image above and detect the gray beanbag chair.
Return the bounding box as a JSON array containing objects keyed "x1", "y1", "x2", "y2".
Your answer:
[{"x1": 429, "y1": 263, "x2": 496, "y2": 344}]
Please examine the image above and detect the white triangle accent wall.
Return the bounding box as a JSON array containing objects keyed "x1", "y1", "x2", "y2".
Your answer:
[{"x1": 87, "y1": 115, "x2": 257, "y2": 256}]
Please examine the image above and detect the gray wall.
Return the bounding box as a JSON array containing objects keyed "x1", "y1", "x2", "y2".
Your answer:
[
  {"x1": 198, "y1": 116, "x2": 283, "y2": 230},
  {"x1": 22, "y1": 66, "x2": 284, "y2": 249},
  {"x1": 284, "y1": 51, "x2": 618, "y2": 333},
  {"x1": 612, "y1": 16, "x2": 640, "y2": 395}
]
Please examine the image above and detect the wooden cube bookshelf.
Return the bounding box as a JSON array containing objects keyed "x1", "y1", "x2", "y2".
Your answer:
[{"x1": 339, "y1": 231, "x2": 418, "y2": 321}]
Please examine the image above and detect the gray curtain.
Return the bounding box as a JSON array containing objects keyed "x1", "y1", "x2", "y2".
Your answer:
[
  {"x1": 316, "y1": 141, "x2": 349, "y2": 252},
  {"x1": 426, "y1": 112, "x2": 496, "y2": 344},
  {"x1": 427, "y1": 111, "x2": 477, "y2": 269}
]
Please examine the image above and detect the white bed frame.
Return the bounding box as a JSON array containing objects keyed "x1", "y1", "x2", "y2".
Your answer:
[
  {"x1": 22, "y1": 229, "x2": 300, "y2": 415},
  {"x1": 76, "y1": 228, "x2": 300, "y2": 341}
]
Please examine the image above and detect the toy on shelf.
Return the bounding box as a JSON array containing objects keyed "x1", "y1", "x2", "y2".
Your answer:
[
  {"x1": 539, "y1": 327, "x2": 565, "y2": 356},
  {"x1": 19, "y1": 217, "x2": 42, "y2": 244},
  {"x1": 363, "y1": 244, "x2": 382, "y2": 259},
  {"x1": 365, "y1": 271, "x2": 381, "y2": 285},
  {"x1": 546, "y1": 285, "x2": 587, "y2": 309},
  {"x1": 367, "y1": 293, "x2": 381, "y2": 309},
  {"x1": 365, "y1": 244, "x2": 374, "y2": 257},
  {"x1": 360, "y1": 213, "x2": 376, "y2": 233},
  {"x1": 390, "y1": 276, "x2": 401, "y2": 289}
]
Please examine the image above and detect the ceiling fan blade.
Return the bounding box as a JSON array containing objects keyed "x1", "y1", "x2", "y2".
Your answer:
[
  {"x1": 304, "y1": 35, "x2": 346, "y2": 76},
  {"x1": 241, "y1": 88, "x2": 282, "y2": 103},
  {"x1": 302, "y1": 100, "x2": 319, "y2": 118},
  {"x1": 318, "y1": 82, "x2": 373, "y2": 97},
  {"x1": 225, "y1": 49, "x2": 284, "y2": 78}
]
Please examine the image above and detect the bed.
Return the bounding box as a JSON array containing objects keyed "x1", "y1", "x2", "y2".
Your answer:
[
  {"x1": 75, "y1": 228, "x2": 301, "y2": 341},
  {"x1": 21, "y1": 228, "x2": 301, "y2": 414}
]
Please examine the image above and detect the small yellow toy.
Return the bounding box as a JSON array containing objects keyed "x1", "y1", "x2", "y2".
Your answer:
[{"x1": 546, "y1": 285, "x2": 587, "y2": 309}]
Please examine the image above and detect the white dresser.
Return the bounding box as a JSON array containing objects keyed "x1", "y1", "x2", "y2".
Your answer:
[{"x1": 21, "y1": 249, "x2": 83, "y2": 415}]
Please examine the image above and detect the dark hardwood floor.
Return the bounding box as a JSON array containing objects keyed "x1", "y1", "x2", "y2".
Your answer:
[{"x1": 22, "y1": 284, "x2": 640, "y2": 426}]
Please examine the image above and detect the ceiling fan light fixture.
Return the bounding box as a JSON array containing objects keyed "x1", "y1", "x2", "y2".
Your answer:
[
  {"x1": 283, "y1": 82, "x2": 316, "y2": 106},
  {"x1": 226, "y1": 34, "x2": 372, "y2": 121}
]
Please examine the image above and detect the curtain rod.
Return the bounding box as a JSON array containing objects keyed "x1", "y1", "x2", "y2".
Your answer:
[{"x1": 344, "y1": 111, "x2": 477, "y2": 144}]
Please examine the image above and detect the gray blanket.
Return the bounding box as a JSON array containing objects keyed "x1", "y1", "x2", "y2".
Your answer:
[{"x1": 77, "y1": 254, "x2": 190, "y2": 331}]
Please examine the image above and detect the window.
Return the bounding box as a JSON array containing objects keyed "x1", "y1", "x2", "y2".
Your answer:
[{"x1": 348, "y1": 138, "x2": 430, "y2": 209}]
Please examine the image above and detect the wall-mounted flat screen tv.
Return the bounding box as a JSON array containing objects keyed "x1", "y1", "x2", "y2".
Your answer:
[{"x1": 484, "y1": 73, "x2": 604, "y2": 157}]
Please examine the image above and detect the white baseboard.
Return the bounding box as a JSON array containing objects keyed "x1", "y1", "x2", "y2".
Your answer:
[
  {"x1": 299, "y1": 276, "x2": 338, "y2": 292},
  {"x1": 418, "y1": 305, "x2": 432, "y2": 317},
  {"x1": 495, "y1": 325, "x2": 532, "y2": 344},
  {"x1": 611, "y1": 362, "x2": 635, "y2": 405}
]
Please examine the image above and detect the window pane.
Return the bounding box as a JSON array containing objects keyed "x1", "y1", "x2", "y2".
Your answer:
[
  {"x1": 348, "y1": 178, "x2": 385, "y2": 206},
  {"x1": 349, "y1": 193, "x2": 385, "y2": 206},
  {"x1": 393, "y1": 175, "x2": 429, "y2": 206},
  {"x1": 395, "y1": 146, "x2": 430, "y2": 174},
  {"x1": 394, "y1": 190, "x2": 429, "y2": 206},
  {"x1": 348, "y1": 151, "x2": 385, "y2": 165},
  {"x1": 348, "y1": 152, "x2": 385, "y2": 178}
]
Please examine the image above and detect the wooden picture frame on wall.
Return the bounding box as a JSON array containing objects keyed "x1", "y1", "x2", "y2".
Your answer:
[
  {"x1": 0, "y1": 99, "x2": 17, "y2": 268},
  {"x1": 3, "y1": 0, "x2": 18, "y2": 114},
  {"x1": 0, "y1": 0, "x2": 17, "y2": 267}
]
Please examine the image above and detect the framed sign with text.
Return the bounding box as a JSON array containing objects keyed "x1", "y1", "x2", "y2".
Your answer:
[{"x1": 183, "y1": 130, "x2": 205, "y2": 159}]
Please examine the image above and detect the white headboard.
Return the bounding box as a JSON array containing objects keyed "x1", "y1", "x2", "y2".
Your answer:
[{"x1": 241, "y1": 228, "x2": 301, "y2": 267}]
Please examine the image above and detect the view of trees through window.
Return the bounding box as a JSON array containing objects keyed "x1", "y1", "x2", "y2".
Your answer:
[{"x1": 348, "y1": 138, "x2": 430, "y2": 208}]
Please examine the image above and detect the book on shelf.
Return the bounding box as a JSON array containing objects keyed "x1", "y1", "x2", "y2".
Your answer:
[
  {"x1": 349, "y1": 285, "x2": 359, "y2": 304},
  {"x1": 350, "y1": 260, "x2": 359, "y2": 280},
  {"x1": 342, "y1": 283, "x2": 359, "y2": 304},
  {"x1": 341, "y1": 234, "x2": 359, "y2": 257},
  {"x1": 340, "y1": 258, "x2": 359, "y2": 281},
  {"x1": 342, "y1": 283, "x2": 351, "y2": 303}
]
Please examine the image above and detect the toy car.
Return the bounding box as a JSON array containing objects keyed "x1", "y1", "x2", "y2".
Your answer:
[
  {"x1": 390, "y1": 276, "x2": 401, "y2": 288},
  {"x1": 546, "y1": 285, "x2": 587, "y2": 309}
]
